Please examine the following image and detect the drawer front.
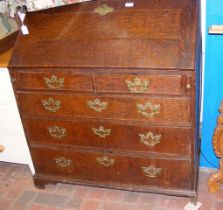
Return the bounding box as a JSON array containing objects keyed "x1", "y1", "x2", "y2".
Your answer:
[
  {"x1": 24, "y1": 118, "x2": 191, "y2": 156},
  {"x1": 18, "y1": 93, "x2": 191, "y2": 125},
  {"x1": 31, "y1": 147, "x2": 192, "y2": 190},
  {"x1": 95, "y1": 74, "x2": 186, "y2": 95},
  {"x1": 14, "y1": 71, "x2": 93, "y2": 91}
]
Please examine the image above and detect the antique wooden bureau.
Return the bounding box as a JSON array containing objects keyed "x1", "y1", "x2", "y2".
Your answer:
[{"x1": 8, "y1": 0, "x2": 201, "y2": 199}]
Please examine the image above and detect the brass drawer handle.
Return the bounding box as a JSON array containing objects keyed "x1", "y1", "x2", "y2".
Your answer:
[
  {"x1": 87, "y1": 98, "x2": 107, "y2": 112},
  {"x1": 94, "y1": 4, "x2": 114, "y2": 16},
  {"x1": 137, "y1": 101, "x2": 160, "y2": 117},
  {"x1": 91, "y1": 126, "x2": 111, "y2": 138},
  {"x1": 44, "y1": 75, "x2": 64, "y2": 89},
  {"x1": 126, "y1": 77, "x2": 149, "y2": 93},
  {"x1": 47, "y1": 125, "x2": 66, "y2": 139},
  {"x1": 142, "y1": 165, "x2": 162, "y2": 178},
  {"x1": 96, "y1": 156, "x2": 115, "y2": 167},
  {"x1": 139, "y1": 132, "x2": 161, "y2": 147},
  {"x1": 41, "y1": 97, "x2": 61, "y2": 112},
  {"x1": 54, "y1": 156, "x2": 71, "y2": 168}
]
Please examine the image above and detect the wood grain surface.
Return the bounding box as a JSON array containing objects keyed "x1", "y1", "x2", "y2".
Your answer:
[{"x1": 8, "y1": 0, "x2": 201, "y2": 199}]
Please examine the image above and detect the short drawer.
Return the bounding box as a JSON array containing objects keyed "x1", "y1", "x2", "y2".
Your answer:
[
  {"x1": 24, "y1": 118, "x2": 191, "y2": 156},
  {"x1": 18, "y1": 93, "x2": 191, "y2": 126},
  {"x1": 13, "y1": 70, "x2": 93, "y2": 91},
  {"x1": 31, "y1": 147, "x2": 192, "y2": 190},
  {"x1": 95, "y1": 73, "x2": 188, "y2": 95}
]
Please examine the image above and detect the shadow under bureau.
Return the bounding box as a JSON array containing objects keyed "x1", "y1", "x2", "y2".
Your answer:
[{"x1": 8, "y1": 0, "x2": 201, "y2": 199}]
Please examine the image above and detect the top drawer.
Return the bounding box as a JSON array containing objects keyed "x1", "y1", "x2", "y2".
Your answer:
[
  {"x1": 12, "y1": 70, "x2": 93, "y2": 91},
  {"x1": 12, "y1": 70, "x2": 192, "y2": 96},
  {"x1": 95, "y1": 73, "x2": 191, "y2": 96}
]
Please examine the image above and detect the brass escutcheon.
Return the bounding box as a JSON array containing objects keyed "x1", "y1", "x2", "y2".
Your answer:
[
  {"x1": 138, "y1": 132, "x2": 162, "y2": 147},
  {"x1": 41, "y1": 97, "x2": 61, "y2": 112},
  {"x1": 54, "y1": 156, "x2": 71, "y2": 168},
  {"x1": 142, "y1": 165, "x2": 162, "y2": 178},
  {"x1": 125, "y1": 77, "x2": 149, "y2": 93},
  {"x1": 44, "y1": 75, "x2": 64, "y2": 89},
  {"x1": 96, "y1": 156, "x2": 115, "y2": 167},
  {"x1": 47, "y1": 125, "x2": 66, "y2": 139},
  {"x1": 94, "y1": 4, "x2": 114, "y2": 16},
  {"x1": 11, "y1": 78, "x2": 16, "y2": 83},
  {"x1": 186, "y1": 83, "x2": 191, "y2": 89},
  {"x1": 137, "y1": 101, "x2": 160, "y2": 117},
  {"x1": 87, "y1": 98, "x2": 107, "y2": 112},
  {"x1": 91, "y1": 125, "x2": 111, "y2": 138}
]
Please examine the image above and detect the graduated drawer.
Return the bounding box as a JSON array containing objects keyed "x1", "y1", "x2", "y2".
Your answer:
[
  {"x1": 24, "y1": 118, "x2": 191, "y2": 156},
  {"x1": 31, "y1": 146, "x2": 192, "y2": 190},
  {"x1": 12, "y1": 70, "x2": 93, "y2": 91},
  {"x1": 95, "y1": 73, "x2": 191, "y2": 96},
  {"x1": 18, "y1": 93, "x2": 191, "y2": 126}
]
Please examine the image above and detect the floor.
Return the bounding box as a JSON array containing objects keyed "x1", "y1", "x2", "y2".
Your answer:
[{"x1": 0, "y1": 162, "x2": 222, "y2": 210}]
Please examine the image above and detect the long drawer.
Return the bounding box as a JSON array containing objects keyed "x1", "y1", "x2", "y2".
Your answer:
[
  {"x1": 24, "y1": 118, "x2": 191, "y2": 156},
  {"x1": 30, "y1": 146, "x2": 192, "y2": 190},
  {"x1": 13, "y1": 70, "x2": 191, "y2": 96},
  {"x1": 18, "y1": 92, "x2": 191, "y2": 126}
]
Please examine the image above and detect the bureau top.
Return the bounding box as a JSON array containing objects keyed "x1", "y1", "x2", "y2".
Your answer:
[{"x1": 9, "y1": 0, "x2": 199, "y2": 70}]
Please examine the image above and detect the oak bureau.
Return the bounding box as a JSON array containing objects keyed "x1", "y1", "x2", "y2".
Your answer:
[{"x1": 8, "y1": 0, "x2": 201, "y2": 199}]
